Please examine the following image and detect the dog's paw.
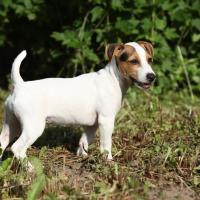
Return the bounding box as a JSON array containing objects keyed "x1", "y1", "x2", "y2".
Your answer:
[
  {"x1": 21, "y1": 160, "x2": 35, "y2": 173},
  {"x1": 77, "y1": 146, "x2": 88, "y2": 157},
  {"x1": 26, "y1": 161, "x2": 35, "y2": 173},
  {"x1": 100, "y1": 149, "x2": 113, "y2": 161},
  {"x1": 107, "y1": 154, "x2": 113, "y2": 161}
]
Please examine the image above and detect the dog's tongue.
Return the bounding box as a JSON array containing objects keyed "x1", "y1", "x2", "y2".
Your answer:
[{"x1": 142, "y1": 83, "x2": 150, "y2": 89}]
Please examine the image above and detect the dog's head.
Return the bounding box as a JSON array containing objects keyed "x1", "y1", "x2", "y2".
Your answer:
[{"x1": 106, "y1": 41, "x2": 155, "y2": 90}]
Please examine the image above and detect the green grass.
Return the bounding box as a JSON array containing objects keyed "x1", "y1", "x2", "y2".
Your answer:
[{"x1": 0, "y1": 88, "x2": 200, "y2": 200}]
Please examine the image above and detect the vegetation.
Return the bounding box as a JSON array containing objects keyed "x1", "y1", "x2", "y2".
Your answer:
[
  {"x1": 0, "y1": 0, "x2": 200, "y2": 199},
  {"x1": 0, "y1": 0, "x2": 200, "y2": 94},
  {"x1": 0, "y1": 90, "x2": 200, "y2": 199}
]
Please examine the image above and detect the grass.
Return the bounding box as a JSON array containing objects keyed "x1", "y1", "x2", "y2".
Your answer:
[{"x1": 0, "y1": 88, "x2": 200, "y2": 200}]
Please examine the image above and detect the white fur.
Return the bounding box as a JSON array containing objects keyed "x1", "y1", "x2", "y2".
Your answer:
[
  {"x1": 0, "y1": 44, "x2": 155, "y2": 164},
  {"x1": 11, "y1": 50, "x2": 27, "y2": 85}
]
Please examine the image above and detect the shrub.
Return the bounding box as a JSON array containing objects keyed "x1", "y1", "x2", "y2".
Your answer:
[{"x1": 0, "y1": 0, "x2": 199, "y2": 95}]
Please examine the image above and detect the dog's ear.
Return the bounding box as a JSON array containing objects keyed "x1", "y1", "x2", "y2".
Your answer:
[
  {"x1": 137, "y1": 41, "x2": 154, "y2": 57},
  {"x1": 105, "y1": 43, "x2": 124, "y2": 62}
]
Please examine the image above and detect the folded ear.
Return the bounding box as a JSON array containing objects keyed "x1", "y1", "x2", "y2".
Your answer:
[
  {"x1": 137, "y1": 41, "x2": 154, "y2": 57},
  {"x1": 105, "y1": 43, "x2": 124, "y2": 62}
]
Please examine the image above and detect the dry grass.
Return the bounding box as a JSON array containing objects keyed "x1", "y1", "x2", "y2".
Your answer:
[{"x1": 0, "y1": 88, "x2": 200, "y2": 200}]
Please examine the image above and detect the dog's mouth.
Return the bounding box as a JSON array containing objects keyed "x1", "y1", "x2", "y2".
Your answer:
[{"x1": 130, "y1": 78, "x2": 152, "y2": 90}]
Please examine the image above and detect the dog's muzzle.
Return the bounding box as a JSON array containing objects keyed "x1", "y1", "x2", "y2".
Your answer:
[{"x1": 130, "y1": 77, "x2": 155, "y2": 90}]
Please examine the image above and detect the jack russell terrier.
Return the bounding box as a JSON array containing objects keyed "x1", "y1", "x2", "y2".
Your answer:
[{"x1": 0, "y1": 41, "x2": 155, "y2": 164}]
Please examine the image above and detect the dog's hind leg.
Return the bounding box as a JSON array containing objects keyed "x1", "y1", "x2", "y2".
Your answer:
[
  {"x1": 77, "y1": 123, "x2": 98, "y2": 156},
  {"x1": 11, "y1": 116, "x2": 45, "y2": 169},
  {"x1": 0, "y1": 104, "x2": 21, "y2": 159}
]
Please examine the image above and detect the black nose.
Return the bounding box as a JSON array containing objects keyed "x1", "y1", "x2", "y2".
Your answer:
[{"x1": 146, "y1": 73, "x2": 156, "y2": 82}]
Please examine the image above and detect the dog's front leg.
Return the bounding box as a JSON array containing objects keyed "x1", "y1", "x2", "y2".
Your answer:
[
  {"x1": 77, "y1": 124, "x2": 98, "y2": 156},
  {"x1": 98, "y1": 115, "x2": 115, "y2": 160}
]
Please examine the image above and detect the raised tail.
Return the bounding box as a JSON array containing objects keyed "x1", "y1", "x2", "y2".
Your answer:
[{"x1": 11, "y1": 50, "x2": 27, "y2": 85}]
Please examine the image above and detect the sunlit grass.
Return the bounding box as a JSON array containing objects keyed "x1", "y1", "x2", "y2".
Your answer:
[{"x1": 0, "y1": 88, "x2": 200, "y2": 199}]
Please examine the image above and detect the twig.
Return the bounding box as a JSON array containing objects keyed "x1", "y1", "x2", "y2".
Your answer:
[{"x1": 177, "y1": 175, "x2": 194, "y2": 193}]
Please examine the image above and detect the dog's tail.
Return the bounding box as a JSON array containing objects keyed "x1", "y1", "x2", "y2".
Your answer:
[{"x1": 11, "y1": 50, "x2": 27, "y2": 85}]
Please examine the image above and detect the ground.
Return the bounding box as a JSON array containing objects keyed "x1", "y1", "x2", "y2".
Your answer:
[{"x1": 0, "y1": 88, "x2": 200, "y2": 200}]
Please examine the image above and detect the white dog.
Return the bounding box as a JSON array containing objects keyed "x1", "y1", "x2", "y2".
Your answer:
[{"x1": 0, "y1": 41, "x2": 155, "y2": 163}]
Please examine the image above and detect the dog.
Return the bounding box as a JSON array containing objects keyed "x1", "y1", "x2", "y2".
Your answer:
[{"x1": 0, "y1": 41, "x2": 155, "y2": 165}]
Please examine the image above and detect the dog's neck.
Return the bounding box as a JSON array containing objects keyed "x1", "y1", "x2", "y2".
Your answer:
[{"x1": 105, "y1": 58, "x2": 131, "y2": 96}]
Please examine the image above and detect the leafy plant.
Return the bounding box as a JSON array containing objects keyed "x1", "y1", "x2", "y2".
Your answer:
[
  {"x1": 0, "y1": 0, "x2": 199, "y2": 95},
  {"x1": 26, "y1": 157, "x2": 46, "y2": 200}
]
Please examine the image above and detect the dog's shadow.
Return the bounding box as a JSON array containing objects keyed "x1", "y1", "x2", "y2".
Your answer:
[
  {"x1": 33, "y1": 125, "x2": 82, "y2": 153},
  {"x1": 2, "y1": 126, "x2": 82, "y2": 160}
]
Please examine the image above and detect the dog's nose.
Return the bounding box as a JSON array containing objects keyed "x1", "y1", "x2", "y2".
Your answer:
[{"x1": 146, "y1": 73, "x2": 156, "y2": 82}]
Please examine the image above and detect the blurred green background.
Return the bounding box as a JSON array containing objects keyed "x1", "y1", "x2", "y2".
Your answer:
[{"x1": 0, "y1": 0, "x2": 199, "y2": 96}]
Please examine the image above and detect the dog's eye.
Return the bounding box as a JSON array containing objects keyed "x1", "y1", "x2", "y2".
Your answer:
[
  {"x1": 130, "y1": 59, "x2": 138, "y2": 65},
  {"x1": 148, "y1": 58, "x2": 153, "y2": 63}
]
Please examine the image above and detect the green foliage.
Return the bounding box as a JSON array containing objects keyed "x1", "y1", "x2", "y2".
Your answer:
[
  {"x1": 51, "y1": 31, "x2": 81, "y2": 49},
  {"x1": 0, "y1": 158, "x2": 12, "y2": 174},
  {"x1": 26, "y1": 157, "x2": 46, "y2": 200},
  {"x1": 0, "y1": 0, "x2": 199, "y2": 95},
  {"x1": 91, "y1": 6, "x2": 104, "y2": 22}
]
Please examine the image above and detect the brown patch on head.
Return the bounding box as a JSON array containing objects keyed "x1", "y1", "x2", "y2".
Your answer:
[
  {"x1": 137, "y1": 41, "x2": 154, "y2": 63},
  {"x1": 105, "y1": 43, "x2": 124, "y2": 62},
  {"x1": 115, "y1": 45, "x2": 141, "y2": 80}
]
